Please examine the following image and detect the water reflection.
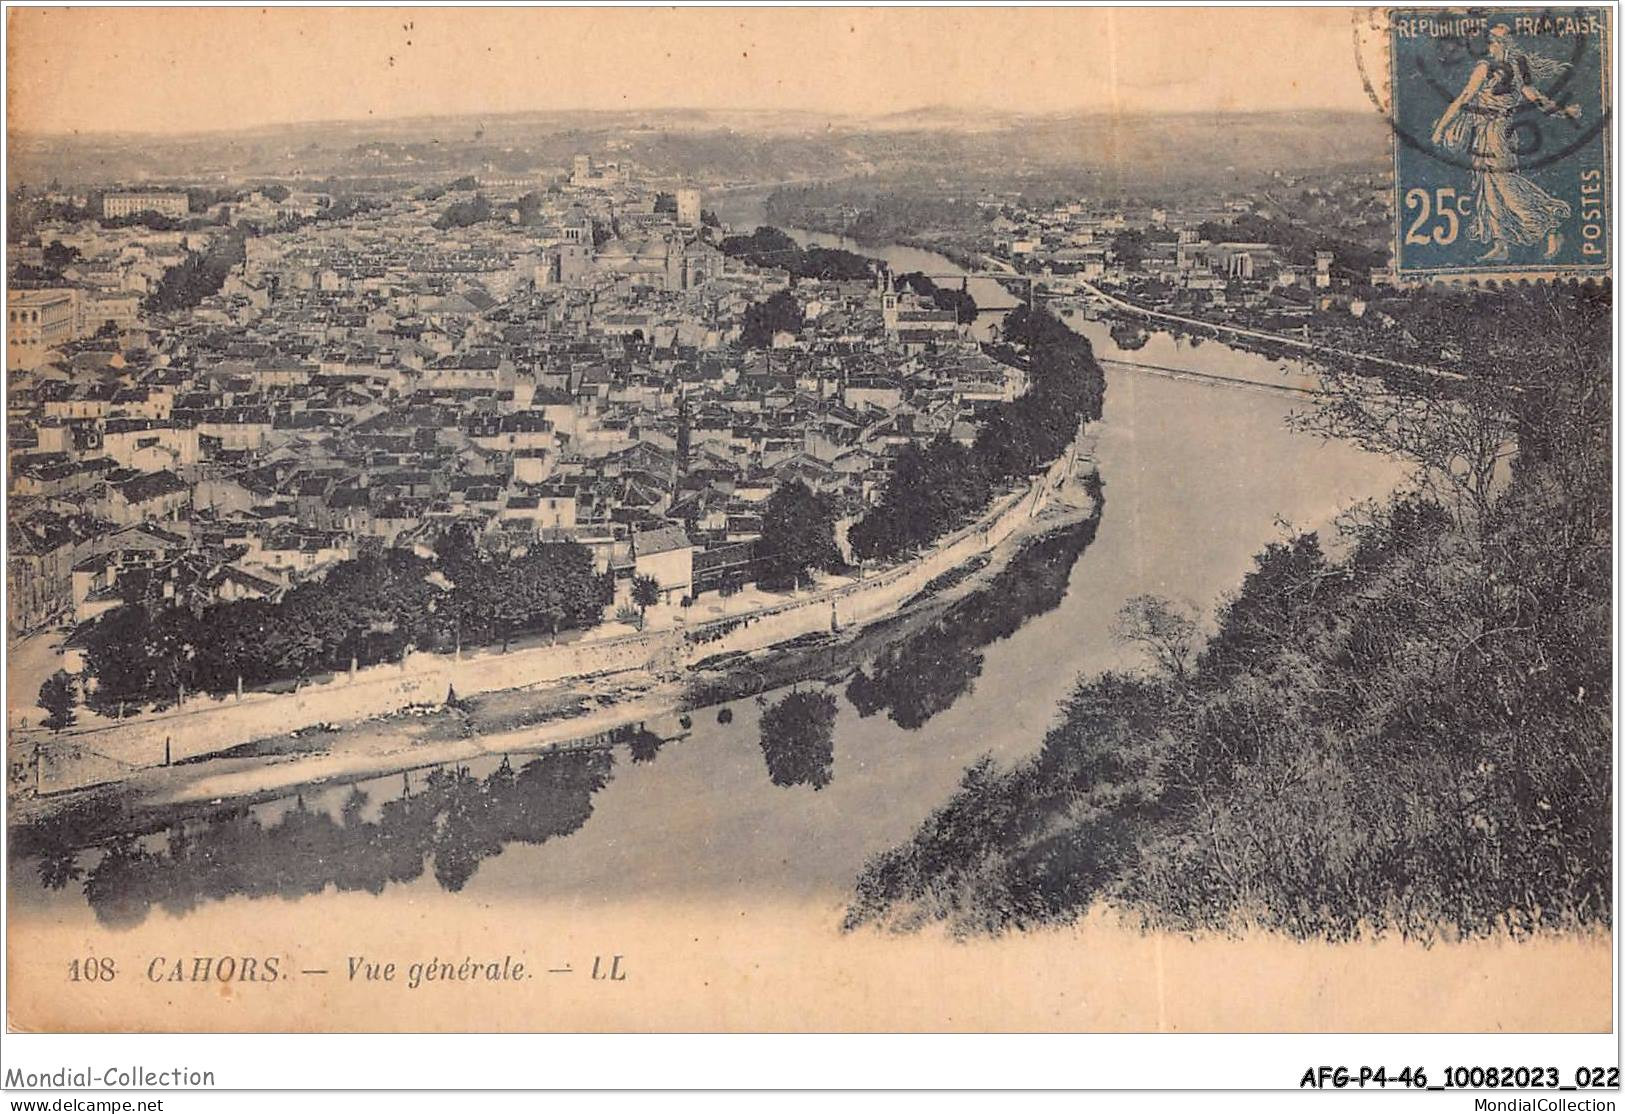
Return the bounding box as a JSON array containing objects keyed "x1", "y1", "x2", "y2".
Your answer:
[
  {"x1": 1109, "y1": 320, "x2": 1151, "y2": 351},
  {"x1": 36, "y1": 849, "x2": 83, "y2": 892},
  {"x1": 52, "y1": 747, "x2": 616, "y2": 929},
  {"x1": 844, "y1": 509, "x2": 1102, "y2": 730},
  {"x1": 17, "y1": 509, "x2": 1100, "y2": 926},
  {"x1": 757, "y1": 690, "x2": 838, "y2": 790}
]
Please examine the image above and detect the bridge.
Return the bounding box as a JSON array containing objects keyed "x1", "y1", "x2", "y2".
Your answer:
[{"x1": 1096, "y1": 357, "x2": 1324, "y2": 399}]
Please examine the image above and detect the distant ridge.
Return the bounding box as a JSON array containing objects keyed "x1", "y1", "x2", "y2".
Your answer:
[
  {"x1": 8, "y1": 106, "x2": 1387, "y2": 190},
  {"x1": 11, "y1": 104, "x2": 1383, "y2": 144}
]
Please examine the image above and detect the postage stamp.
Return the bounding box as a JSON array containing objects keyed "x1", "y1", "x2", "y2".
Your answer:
[{"x1": 1387, "y1": 7, "x2": 1611, "y2": 279}]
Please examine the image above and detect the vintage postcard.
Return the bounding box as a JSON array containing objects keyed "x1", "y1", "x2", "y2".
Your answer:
[{"x1": 1, "y1": 4, "x2": 1614, "y2": 1059}]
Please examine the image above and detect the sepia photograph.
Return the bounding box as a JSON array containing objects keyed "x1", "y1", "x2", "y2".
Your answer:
[{"x1": 0, "y1": 1, "x2": 1615, "y2": 1077}]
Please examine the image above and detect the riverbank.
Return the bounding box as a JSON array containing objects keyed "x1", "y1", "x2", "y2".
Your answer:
[
  {"x1": 8, "y1": 310, "x2": 1419, "y2": 976},
  {"x1": 8, "y1": 459, "x2": 1102, "y2": 848},
  {"x1": 772, "y1": 209, "x2": 1456, "y2": 384}
]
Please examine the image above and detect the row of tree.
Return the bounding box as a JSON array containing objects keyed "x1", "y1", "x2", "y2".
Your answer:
[
  {"x1": 81, "y1": 539, "x2": 611, "y2": 715},
  {"x1": 847, "y1": 305, "x2": 1105, "y2": 561},
  {"x1": 143, "y1": 229, "x2": 248, "y2": 315}
]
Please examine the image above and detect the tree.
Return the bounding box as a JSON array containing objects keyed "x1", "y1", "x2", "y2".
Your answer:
[
  {"x1": 850, "y1": 438, "x2": 990, "y2": 562},
  {"x1": 83, "y1": 605, "x2": 160, "y2": 715},
  {"x1": 38, "y1": 671, "x2": 77, "y2": 733},
  {"x1": 41, "y1": 241, "x2": 80, "y2": 273},
  {"x1": 757, "y1": 481, "x2": 840, "y2": 590},
  {"x1": 143, "y1": 229, "x2": 247, "y2": 315},
  {"x1": 631, "y1": 575, "x2": 661, "y2": 623},
  {"x1": 1110, "y1": 229, "x2": 1148, "y2": 269},
  {"x1": 433, "y1": 193, "x2": 492, "y2": 231}
]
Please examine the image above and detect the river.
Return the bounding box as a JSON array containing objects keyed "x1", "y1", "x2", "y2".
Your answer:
[{"x1": 9, "y1": 228, "x2": 1481, "y2": 1033}]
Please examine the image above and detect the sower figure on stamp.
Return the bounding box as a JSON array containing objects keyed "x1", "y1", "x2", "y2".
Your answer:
[{"x1": 1429, "y1": 23, "x2": 1583, "y2": 261}]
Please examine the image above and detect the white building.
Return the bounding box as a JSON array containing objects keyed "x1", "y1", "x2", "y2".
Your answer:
[
  {"x1": 676, "y1": 188, "x2": 702, "y2": 229},
  {"x1": 631, "y1": 525, "x2": 695, "y2": 603},
  {"x1": 7, "y1": 288, "x2": 79, "y2": 370}
]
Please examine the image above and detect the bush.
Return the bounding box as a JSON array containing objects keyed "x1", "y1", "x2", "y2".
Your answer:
[{"x1": 82, "y1": 542, "x2": 609, "y2": 709}]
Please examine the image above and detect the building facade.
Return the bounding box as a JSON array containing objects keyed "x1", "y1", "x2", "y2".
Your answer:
[
  {"x1": 676, "y1": 188, "x2": 702, "y2": 229},
  {"x1": 8, "y1": 289, "x2": 79, "y2": 370}
]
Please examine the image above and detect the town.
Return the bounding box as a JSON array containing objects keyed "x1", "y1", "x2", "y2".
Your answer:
[{"x1": 759, "y1": 167, "x2": 1449, "y2": 360}]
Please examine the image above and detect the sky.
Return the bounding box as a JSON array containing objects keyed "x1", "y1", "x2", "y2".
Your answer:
[{"x1": 7, "y1": 6, "x2": 1376, "y2": 137}]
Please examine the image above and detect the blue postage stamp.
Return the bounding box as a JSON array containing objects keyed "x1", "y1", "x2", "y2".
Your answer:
[{"x1": 1389, "y1": 8, "x2": 1611, "y2": 278}]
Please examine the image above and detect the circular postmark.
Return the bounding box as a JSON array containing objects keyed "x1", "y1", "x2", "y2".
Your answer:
[{"x1": 1352, "y1": 7, "x2": 1609, "y2": 175}]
